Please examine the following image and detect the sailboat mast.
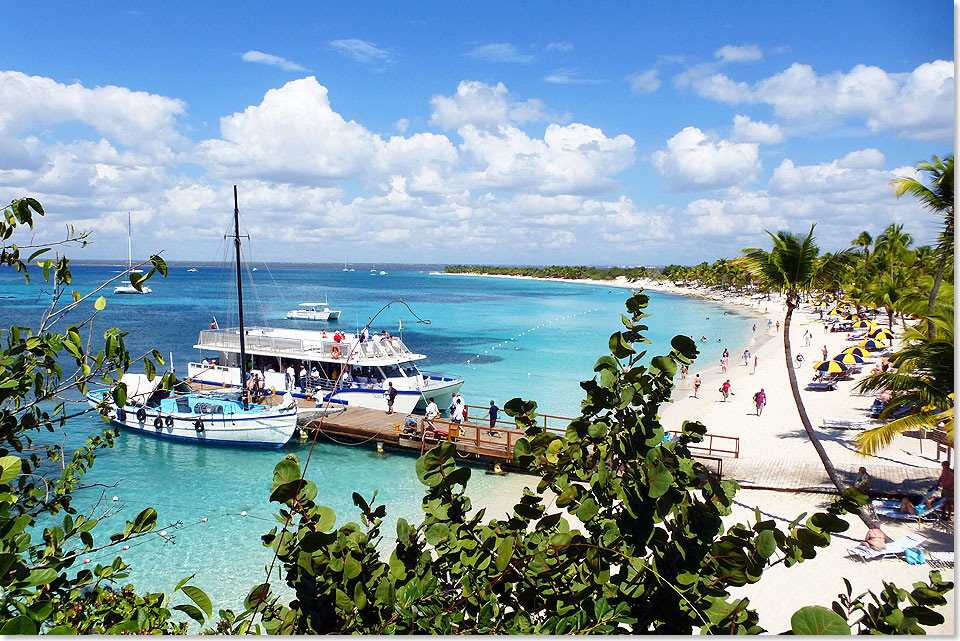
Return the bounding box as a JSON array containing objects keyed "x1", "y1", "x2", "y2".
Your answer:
[
  {"x1": 233, "y1": 185, "x2": 249, "y2": 410},
  {"x1": 127, "y1": 212, "x2": 133, "y2": 271}
]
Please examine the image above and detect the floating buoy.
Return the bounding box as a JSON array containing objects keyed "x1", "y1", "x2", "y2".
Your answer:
[
  {"x1": 160, "y1": 530, "x2": 168, "y2": 537},
  {"x1": 112, "y1": 496, "x2": 119, "y2": 502},
  {"x1": 83, "y1": 559, "x2": 90, "y2": 564},
  {"x1": 241, "y1": 511, "x2": 248, "y2": 517},
  {"x1": 121, "y1": 546, "x2": 129, "y2": 550},
  {"x1": 527, "y1": 372, "x2": 531, "y2": 376},
  {"x1": 201, "y1": 518, "x2": 208, "y2": 522},
  {"x1": 377, "y1": 442, "x2": 384, "y2": 453}
]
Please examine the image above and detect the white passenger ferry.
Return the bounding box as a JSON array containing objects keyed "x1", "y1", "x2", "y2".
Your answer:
[{"x1": 186, "y1": 326, "x2": 462, "y2": 414}]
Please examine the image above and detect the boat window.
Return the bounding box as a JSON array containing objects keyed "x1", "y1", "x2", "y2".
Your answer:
[{"x1": 379, "y1": 365, "x2": 401, "y2": 378}]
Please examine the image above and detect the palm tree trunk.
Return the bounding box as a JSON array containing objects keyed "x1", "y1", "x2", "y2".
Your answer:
[
  {"x1": 926, "y1": 254, "x2": 946, "y2": 338},
  {"x1": 782, "y1": 300, "x2": 878, "y2": 529}
]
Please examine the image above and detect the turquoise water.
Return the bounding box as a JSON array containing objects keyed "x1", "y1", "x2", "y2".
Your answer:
[{"x1": 0, "y1": 264, "x2": 756, "y2": 611}]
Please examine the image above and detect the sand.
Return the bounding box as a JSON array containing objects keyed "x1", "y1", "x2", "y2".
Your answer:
[{"x1": 460, "y1": 273, "x2": 955, "y2": 634}]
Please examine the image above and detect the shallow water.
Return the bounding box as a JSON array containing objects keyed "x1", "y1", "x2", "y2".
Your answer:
[{"x1": 0, "y1": 264, "x2": 756, "y2": 611}]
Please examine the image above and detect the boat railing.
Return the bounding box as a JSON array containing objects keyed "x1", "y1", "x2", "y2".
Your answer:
[
  {"x1": 198, "y1": 330, "x2": 304, "y2": 354},
  {"x1": 198, "y1": 330, "x2": 415, "y2": 362}
]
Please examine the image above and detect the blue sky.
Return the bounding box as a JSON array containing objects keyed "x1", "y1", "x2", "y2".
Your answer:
[{"x1": 1, "y1": 2, "x2": 954, "y2": 265}]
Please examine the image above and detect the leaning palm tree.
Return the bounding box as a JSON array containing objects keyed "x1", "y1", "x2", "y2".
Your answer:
[
  {"x1": 855, "y1": 308, "x2": 954, "y2": 455},
  {"x1": 737, "y1": 226, "x2": 876, "y2": 527},
  {"x1": 893, "y1": 155, "x2": 954, "y2": 339}
]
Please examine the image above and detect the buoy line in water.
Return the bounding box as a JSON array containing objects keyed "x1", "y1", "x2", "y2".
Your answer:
[{"x1": 466, "y1": 308, "x2": 606, "y2": 366}]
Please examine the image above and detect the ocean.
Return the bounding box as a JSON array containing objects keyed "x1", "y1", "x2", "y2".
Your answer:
[{"x1": 0, "y1": 263, "x2": 757, "y2": 612}]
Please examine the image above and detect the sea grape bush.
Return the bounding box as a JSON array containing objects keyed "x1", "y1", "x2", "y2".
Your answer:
[
  {"x1": 0, "y1": 198, "x2": 214, "y2": 634},
  {"x1": 242, "y1": 291, "x2": 952, "y2": 634}
]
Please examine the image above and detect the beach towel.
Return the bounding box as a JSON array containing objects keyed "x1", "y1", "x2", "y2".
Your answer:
[{"x1": 904, "y1": 548, "x2": 925, "y2": 565}]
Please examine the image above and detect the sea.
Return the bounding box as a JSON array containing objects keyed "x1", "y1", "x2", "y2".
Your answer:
[{"x1": 0, "y1": 263, "x2": 758, "y2": 613}]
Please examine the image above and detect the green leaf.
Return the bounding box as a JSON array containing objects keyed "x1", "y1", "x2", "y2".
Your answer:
[
  {"x1": 608, "y1": 332, "x2": 635, "y2": 359},
  {"x1": 0, "y1": 615, "x2": 37, "y2": 635},
  {"x1": 94, "y1": 295, "x2": 106, "y2": 311},
  {"x1": 790, "y1": 605, "x2": 850, "y2": 635},
  {"x1": 173, "y1": 603, "x2": 206, "y2": 625},
  {"x1": 182, "y1": 585, "x2": 213, "y2": 619},
  {"x1": 0, "y1": 456, "x2": 21, "y2": 484}
]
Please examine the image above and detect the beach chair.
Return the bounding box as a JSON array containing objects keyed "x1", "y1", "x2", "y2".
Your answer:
[
  {"x1": 926, "y1": 551, "x2": 954, "y2": 569},
  {"x1": 806, "y1": 381, "x2": 837, "y2": 391},
  {"x1": 872, "y1": 498, "x2": 944, "y2": 523},
  {"x1": 821, "y1": 417, "x2": 873, "y2": 430},
  {"x1": 847, "y1": 533, "x2": 927, "y2": 562}
]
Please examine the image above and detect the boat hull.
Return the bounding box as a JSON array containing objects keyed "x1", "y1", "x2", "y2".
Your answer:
[{"x1": 87, "y1": 395, "x2": 298, "y2": 447}]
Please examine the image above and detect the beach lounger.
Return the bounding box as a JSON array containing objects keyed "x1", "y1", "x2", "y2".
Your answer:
[
  {"x1": 821, "y1": 417, "x2": 873, "y2": 429},
  {"x1": 927, "y1": 551, "x2": 954, "y2": 569},
  {"x1": 806, "y1": 381, "x2": 837, "y2": 391},
  {"x1": 847, "y1": 533, "x2": 927, "y2": 562},
  {"x1": 872, "y1": 498, "x2": 944, "y2": 523}
]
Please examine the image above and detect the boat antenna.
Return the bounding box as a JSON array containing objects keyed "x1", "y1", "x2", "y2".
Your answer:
[{"x1": 233, "y1": 185, "x2": 249, "y2": 410}]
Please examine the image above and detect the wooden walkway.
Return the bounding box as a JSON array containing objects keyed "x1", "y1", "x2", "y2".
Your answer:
[{"x1": 301, "y1": 406, "x2": 942, "y2": 497}]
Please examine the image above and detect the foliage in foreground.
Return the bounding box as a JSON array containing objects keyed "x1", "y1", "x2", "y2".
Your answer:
[
  {"x1": 0, "y1": 198, "x2": 213, "y2": 634},
  {"x1": 235, "y1": 291, "x2": 952, "y2": 634}
]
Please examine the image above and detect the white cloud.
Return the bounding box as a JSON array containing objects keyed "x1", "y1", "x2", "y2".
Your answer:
[
  {"x1": 729, "y1": 114, "x2": 783, "y2": 144},
  {"x1": 0, "y1": 70, "x2": 186, "y2": 151},
  {"x1": 715, "y1": 44, "x2": 763, "y2": 63},
  {"x1": 395, "y1": 118, "x2": 409, "y2": 133},
  {"x1": 838, "y1": 148, "x2": 885, "y2": 169},
  {"x1": 546, "y1": 41, "x2": 574, "y2": 52},
  {"x1": 464, "y1": 43, "x2": 535, "y2": 63},
  {"x1": 429, "y1": 80, "x2": 567, "y2": 130},
  {"x1": 687, "y1": 60, "x2": 954, "y2": 141},
  {"x1": 241, "y1": 50, "x2": 307, "y2": 72},
  {"x1": 627, "y1": 69, "x2": 661, "y2": 93},
  {"x1": 651, "y1": 127, "x2": 761, "y2": 191},
  {"x1": 544, "y1": 68, "x2": 603, "y2": 85},
  {"x1": 329, "y1": 39, "x2": 394, "y2": 66}
]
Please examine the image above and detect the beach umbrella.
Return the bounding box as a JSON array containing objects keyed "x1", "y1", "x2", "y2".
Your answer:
[
  {"x1": 852, "y1": 319, "x2": 877, "y2": 329},
  {"x1": 868, "y1": 328, "x2": 895, "y2": 340},
  {"x1": 827, "y1": 307, "x2": 846, "y2": 315},
  {"x1": 858, "y1": 339, "x2": 885, "y2": 351},
  {"x1": 832, "y1": 352, "x2": 865, "y2": 365},
  {"x1": 813, "y1": 359, "x2": 849, "y2": 374},
  {"x1": 841, "y1": 346, "x2": 869, "y2": 358},
  {"x1": 842, "y1": 313, "x2": 859, "y2": 321}
]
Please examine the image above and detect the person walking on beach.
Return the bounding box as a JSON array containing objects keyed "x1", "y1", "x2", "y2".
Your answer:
[
  {"x1": 767, "y1": 319, "x2": 773, "y2": 332},
  {"x1": 693, "y1": 374, "x2": 701, "y2": 398},
  {"x1": 753, "y1": 388, "x2": 766, "y2": 416},
  {"x1": 822, "y1": 345, "x2": 828, "y2": 360},
  {"x1": 752, "y1": 323, "x2": 757, "y2": 334},
  {"x1": 743, "y1": 349, "x2": 750, "y2": 366},
  {"x1": 386, "y1": 382, "x2": 398, "y2": 414},
  {"x1": 720, "y1": 380, "x2": 732, "y2": 402},
  {"x1": 720, "y1": 355, "x2": 728, "y2": 373},
  {"x1": 795, "y1": 353, "x2": 804, "y2": 368},
  {"x1": 680, "y1": 365, "x2": 688, "y2": 381},
  {"x1": 803, "y1": 330, "x2": 812, "y2": 347},
  {"x1": 775, "y1": 320, "x2": 780, "y2": 332}
]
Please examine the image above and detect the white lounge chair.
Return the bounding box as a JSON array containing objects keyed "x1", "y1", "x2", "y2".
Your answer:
[
  {"x1": 821, "y1": 417, "x2": 873, "y2": 429},
  {"x1": 872, "y1": 498, "x2": 945, "y2": 523},
  {"x1": 927, "y1": 551, "x2": 954, "y2": 569},
  {"x1": 847, "y1": 533, "x2": 927, "y2": 562}
]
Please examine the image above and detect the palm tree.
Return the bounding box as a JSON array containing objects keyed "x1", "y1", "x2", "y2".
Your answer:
[
  {"x1": 893, "y1": 155, "x2": 954, "y2": 339},
  {"x1": 855, "y1": 308, "x2": 953, "y2": 455},
  {"x1": 738, "y1": 226, "x2": 876, "y2": 528},
  {"x1": 873, "y1": 223, "x2": 913, "y2": 282}
]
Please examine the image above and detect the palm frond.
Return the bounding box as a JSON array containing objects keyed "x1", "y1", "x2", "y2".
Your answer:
[{"x1": 856, "y1": 408, "x2": 952, "y2": 456}]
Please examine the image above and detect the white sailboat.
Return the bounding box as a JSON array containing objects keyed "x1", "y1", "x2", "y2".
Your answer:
[{"x1": 113, "y1": 213, "x2": 151, "y2": 295}]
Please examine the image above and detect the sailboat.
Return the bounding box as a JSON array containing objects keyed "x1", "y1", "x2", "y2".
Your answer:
[
  {"x1": 113, "y1": 212, "x2": 151, "y2": 294},
  {"x1": 88, "y1": 187, "x2": 299, "y2": 446}
]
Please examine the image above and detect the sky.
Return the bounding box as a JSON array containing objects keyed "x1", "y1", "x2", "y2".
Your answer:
[{"x1": 0, "y1": 2, "x2": 954, "y2": 266}]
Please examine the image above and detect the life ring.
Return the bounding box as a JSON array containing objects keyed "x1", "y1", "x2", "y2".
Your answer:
[
  {"x1": 194, "y1": 419, "x2": 205, "y2": 433},
  {"x1": 136, "y1": 408, "x2": 146, "y2": 422},
  {"x1": 330, "y1": 345, "x2": 342, "y2": 358},
  {"x1": 153, "y1": 417, "x2": 163, "y2": 430},
  {"x1": 165, "y1": 416, "x2": 174, "y2": 428}
]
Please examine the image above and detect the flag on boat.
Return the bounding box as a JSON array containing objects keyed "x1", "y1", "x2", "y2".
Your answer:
[{"x1": 210, "y1": 316, "x2": 218, "y2": 330}]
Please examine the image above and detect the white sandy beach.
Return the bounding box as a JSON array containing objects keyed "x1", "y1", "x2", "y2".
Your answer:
[{"x1": 458, "y1": 273, "x2": 954, "y2": 634}]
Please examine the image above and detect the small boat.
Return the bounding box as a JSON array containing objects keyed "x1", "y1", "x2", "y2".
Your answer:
[
  {"x1": 91, "y1": 186, "x2": 299, "y2": 446},
  {"x1": 342, "y1": 261, "x2": 349, "y2": 272},
  {"x1": 286, "y1": 302, "x2": 341, "y2": 321},
  {"x1": 187, "y1": 268, "x2": 198, "y2": 273},
  {"x1": 379, "y1": 270, "x2": 387, "y2": 275},
  {"x1": 114, "y1": 213, "x2": 151, "y2": 295}
]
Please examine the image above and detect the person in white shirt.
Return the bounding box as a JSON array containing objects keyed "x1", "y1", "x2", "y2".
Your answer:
[{"x1": 424, "y1": 397, "x2": 439, "y2": 430}]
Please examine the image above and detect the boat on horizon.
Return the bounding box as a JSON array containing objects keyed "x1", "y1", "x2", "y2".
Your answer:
[
  {"x1": 187, "y1": 268, "x2": 198, "y2": 272},
  {"x1": 90, "y1": 187, "x2": 299, "y2": 446},
  {"x1": 286, "y1": 301, "x2": 341, "y2": 321},
  {"x1": 113, "y1": 212, "x2": 151, "y2": 295}
]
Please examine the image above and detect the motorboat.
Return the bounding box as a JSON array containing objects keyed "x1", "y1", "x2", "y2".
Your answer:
[
  {"x1": 90, "y1": 186, "x2": 299, "y2": 446},
  {"x1": 286, "y1": 302, "x2": 341, "y2": 321},
  {"x1": 187, "y1": 326, "x2": 463, "y2": 415},
  {"x1": 114, "y1": 212, "x2": 151, "y2": 295},
  {"x1": 187, "y1": 268, "x2": 198, "y2": 272}
]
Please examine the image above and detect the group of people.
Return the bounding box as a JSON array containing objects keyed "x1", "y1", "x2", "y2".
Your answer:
[{"x1": 421, "y1": 396, "x2": 502, "y2": 438}]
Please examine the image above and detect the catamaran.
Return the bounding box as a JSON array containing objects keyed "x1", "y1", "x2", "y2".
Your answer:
[
  {"x1": 89, "y1": 187, "x2": 299, "y2": 446},
  {"x1": 113, "y1": 212, "x2": 151, "y2": 295},
  {"x1": 187, "y1": 325, "x2": 463, "y2": 415}
]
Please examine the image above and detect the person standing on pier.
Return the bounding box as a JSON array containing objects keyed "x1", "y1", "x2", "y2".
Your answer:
[
  {"x1": 484, "y1": 400, "x2": 500, "y2": 437},
  {"x1": 425, "y1": 397, "x2": 439, "y2": 431},
  {"x1": 386, "y1": 382, "x2": 397, "y2": 414}
]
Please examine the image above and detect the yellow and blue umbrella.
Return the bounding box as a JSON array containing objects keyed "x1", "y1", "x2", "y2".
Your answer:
[
  {"x1": 841, "y1": 346, "x2": 870, "y2": 359},
  {"x1": 842, "y1": 313, "x2": 860, "y2": 321},
  {"x1": 827, "y1": 307, "x2": 846, "y2": 315},
  {"x1": 813, "y1": 359, "x2": 849, "y2": 374},
  {"x1": 852, "y1": 319, "x2": 877, "y2": 329},
  {"x1": 868, "y1": 328, "x2": 895, "y2": 340},
  {"x1": 833, "y1": 352, "x2": 865, "y2": 365},
  {"x1": 858, "y1": 339, "x2": 885, "y2": 351}
]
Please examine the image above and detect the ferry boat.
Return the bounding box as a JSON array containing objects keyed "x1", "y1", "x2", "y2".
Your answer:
[
  {"x1": 186, "y1": 326, "x2": 463, "y2": 414},
  {"x1": 286, "y1": 301, "x2": 341, "y2": 321},
  {"x1": 90, "y1": 186, "x2": 299, "y2": 446}
]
